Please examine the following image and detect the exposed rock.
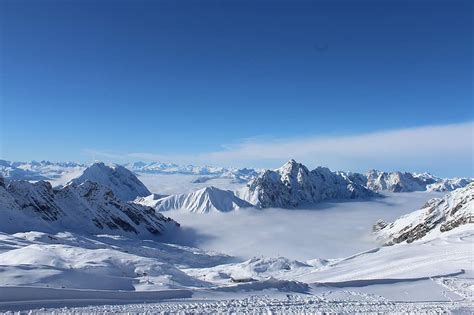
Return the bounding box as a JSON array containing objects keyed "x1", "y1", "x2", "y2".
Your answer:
[
  {"x1": 237, "y1": 160, "x2": 375, "y2": 208},
  {"x1": 375, "y1": 183, "x2": 473, "y2": 245}
]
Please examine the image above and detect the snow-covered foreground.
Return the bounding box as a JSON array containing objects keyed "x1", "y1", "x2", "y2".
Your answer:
[
  {"x1": 0, "y1": 215, "x2": 472, "y2": 313},
  {"x1": 0, "y1": 227, "x2": 472, "y2": 313},
  {"x1": 167, "y1": 191, "x2": 445, "y2": 260}
]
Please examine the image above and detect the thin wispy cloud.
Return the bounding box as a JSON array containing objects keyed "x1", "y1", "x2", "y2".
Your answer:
[{"x1": 83, "y1": 121, "x2": 473, "y2": 176}]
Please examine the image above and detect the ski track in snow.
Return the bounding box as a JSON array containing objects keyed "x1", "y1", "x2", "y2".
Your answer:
[{"x1": 1, "y1": 294, "x2": 472, "y2": 314}]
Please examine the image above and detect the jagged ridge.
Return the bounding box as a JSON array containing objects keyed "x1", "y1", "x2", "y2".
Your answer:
[
  {"x1": 0, "y1": 175, "x2": 179, "y2": 238},
  {"x1": 237, "y1": 160, "x2": 375, "y2": 208},
  {"x1": 374, "y1": 183, "x2": 473, "y2": 245}
]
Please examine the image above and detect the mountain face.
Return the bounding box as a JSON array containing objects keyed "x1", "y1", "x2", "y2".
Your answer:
[
  {"x1": 365, "y1": 170, "x2": 434, "y2": 192},
  {"x1": 426, "y1": 178, "x2": 473, "y2": 192},
  {"x1": 237, "y1": 160, "x2": 375, "y2": 208},
  {"x1": 343, "y1": 170, "x2": 472, "y2": 193},
  {"x1": 0, "y1": 175, "x2": 179, "y2": 237},
  {"x1": 69, "y1": 162, "x2": 150, "y2": 201},
  {"x1": 145, "y1": 186, "x2": 254, "y2": 213},
  {"x1": 374, "y1": 183, "x2": 473, "y2": 245}
]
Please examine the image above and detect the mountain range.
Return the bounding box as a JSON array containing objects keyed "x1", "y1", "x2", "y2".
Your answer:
[
  {"x1": 236, "y1": 160, "x2": 375, "y2": 208},
  {"x1": 0, "y1": 168, "x2": 178, "y2": 238},
  {"x1": 1, "y1": 159, "x2": 472, "y2": 214}
]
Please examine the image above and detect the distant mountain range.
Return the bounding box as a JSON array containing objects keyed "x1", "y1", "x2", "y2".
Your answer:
[
  {"x1": 1, "y1": 159, "x2": 472, "y2": 213},
  {"x1": 124, "y1": 162, "x2": 260, "y2": 183},
  {"x1": 0, "y1": 160, "x2": 260, "y2": 184}
]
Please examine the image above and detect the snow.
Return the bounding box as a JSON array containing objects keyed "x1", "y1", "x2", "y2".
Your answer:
[
  {"x1": 0, "y1": 225, "x2": 471, "y2": 313},
  {"x1": 68, "y1": 162, "x2": 150, "y2": 201},
  {"x1": 147, "y1": 186, "x2": 254, "y2": 213},
  {"x1": 375, "y1": 183, "x2": 473, "y2": 245},
  {"x1": 0, "y1": 178, "x2": 179, "y2": 238}
]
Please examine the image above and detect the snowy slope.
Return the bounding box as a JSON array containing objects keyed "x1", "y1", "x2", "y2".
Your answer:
[
  {"x1": 237, "y1": 160, "x2": 374, "y2": 208},
  {"x1": 374, "y1": 183, "x2": 473, "y2": 245},
  {"x1": 133, "y1": 193, "x2": 168, "y2": 208},
  {"x1": 0, "y1": 231, "x2": 231, "y2": 291},
  {"x1": 149, "y1": 186, "x2": 254, "y2": 213},
  {"x1": 69, "y1": 162, "x2": 150, "y2": 201},
  {"x1": 0, "y1": 176, "x2": 179, "y2": 238}
]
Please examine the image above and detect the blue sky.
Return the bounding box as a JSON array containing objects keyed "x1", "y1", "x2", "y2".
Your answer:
[{"x1": 1, "y1": 1, "x2": 472, "y2": 176}]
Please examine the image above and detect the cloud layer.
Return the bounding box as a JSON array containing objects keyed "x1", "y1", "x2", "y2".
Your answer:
[{"x1": 84, "y1": 121, "x2": 473, "y2": 177}]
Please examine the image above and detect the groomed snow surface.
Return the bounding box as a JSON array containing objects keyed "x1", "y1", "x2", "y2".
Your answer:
[{"x1": 0, "y1": 169, "x2": 473, "y2": 314}]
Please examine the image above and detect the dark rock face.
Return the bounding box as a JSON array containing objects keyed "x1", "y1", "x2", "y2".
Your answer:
[
  {"x1": 1, "y1": 178, "x2": 179, "y2": 238},
  {"x1": 7, "y1": 180, "x2": 63, "y2": 221},
  {"x1": 243, "y1": 160, "x2": 375, "y2": 208},
  {"x1": 372, "y1": 219, "x2": 388, "y2": 232}
]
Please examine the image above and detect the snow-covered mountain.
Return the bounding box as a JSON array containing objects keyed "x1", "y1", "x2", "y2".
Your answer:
[
  {"x1": 69, "y1": 162, "x2": 151, "y2": 201},
  {"x1": 142, "y1": 186, "x2": 253, "y2": 213},
  {"x1": 0, "y1": 160, "x2": 85, "y2": 185},
  {"x1": 2, "y1": 159, "x2": 471, "y2": 195},
  {"x1": 237, "y1": 160, "x2": 375, "y2": 208},
  {"x1": 0, "y1": 175, "x2": 179, "y2": 238},
  {"x1": 365, "y1": 170, "x2": 436, "y2": 192},
  {"x1": 426, "y1": 177, "x2": 473, "y2": 192},
  {"x1": 374, "y1": 183, "x2": 473, "y2": 245},
  {"x1": 343, "y1": 169, "x2": 472, "y2": 193}
]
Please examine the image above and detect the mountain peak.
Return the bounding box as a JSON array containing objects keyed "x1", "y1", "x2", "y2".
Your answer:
[
  {"x1": 241, "y1": 161, "x2": 374, "y2": 208},
  {"x1": 68, "y1": 162, "x2": 150, "y2": 201},
  {"x1": 149, "y1": 186, "x2": 253, "y2": 213},
  {"x1": 277, "y1": 159, "x2": 307, "y2": 174}
]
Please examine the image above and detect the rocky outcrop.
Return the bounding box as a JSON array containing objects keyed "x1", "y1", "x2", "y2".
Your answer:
[
  {"x1": 374, "y1": 183, "x2": 473, "y2": 245},
  {"x1": 0, "y1": 178, "x2": 179, "y2": 238}
]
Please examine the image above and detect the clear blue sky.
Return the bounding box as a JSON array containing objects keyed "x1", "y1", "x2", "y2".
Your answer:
[{"x1": 1, "y1": 1, "x2": 472, "y2": 175}]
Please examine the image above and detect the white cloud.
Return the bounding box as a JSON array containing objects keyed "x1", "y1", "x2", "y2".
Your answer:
[{"x1": 84, "y1": 121, "x2": 474, "y2": 176}]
